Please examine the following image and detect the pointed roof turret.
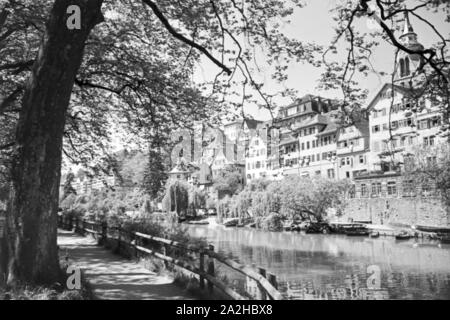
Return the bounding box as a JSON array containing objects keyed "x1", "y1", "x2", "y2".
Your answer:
[
  {"x1": 402, "y1": 10, "x2": 415, "y2": 36},
  {"x1": 399, "y1": 10, "x2": 419, "y2": 46}
]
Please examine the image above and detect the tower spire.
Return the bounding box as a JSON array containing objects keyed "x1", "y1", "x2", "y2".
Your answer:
[
  {"x1": 399, "y1": 9, "x2": 418, "y2": 45},
  {"x1": 402, "y1": 10, "x2": 414, "y2": 36}
]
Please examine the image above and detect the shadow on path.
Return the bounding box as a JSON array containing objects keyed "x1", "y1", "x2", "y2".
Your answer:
[{"x1": 58, "y1": 230, "x2": 195, "y2": 300}]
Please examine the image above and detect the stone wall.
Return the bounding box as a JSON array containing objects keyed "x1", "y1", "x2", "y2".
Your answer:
[{"x1": 341, "y1": 196, "x2": 449, "y2": 227}]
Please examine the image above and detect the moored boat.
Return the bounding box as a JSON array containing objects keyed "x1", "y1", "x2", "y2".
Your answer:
[
  {"x1": 346, "y1": 227, "x2": 369, "y2": 237},
  {"x1": 186, "y1": 220, "x2": 209, "y2": 225},
  {"x1": 438, "y1": 233, "x2": 450, "y2": 244},
  {"x1": 369, "y1": 231, "x2": 380, "y2": 238},
  {"x1": 395, "y1": 231, "x2": 411, "y2": 240},
  {"x1": 223, "y1": 218, "x2": 239, "y2": 227}
]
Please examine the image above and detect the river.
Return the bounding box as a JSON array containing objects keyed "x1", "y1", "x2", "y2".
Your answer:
[{"x1": 186, "y1": 224, "x2": 450, "y2": 300}]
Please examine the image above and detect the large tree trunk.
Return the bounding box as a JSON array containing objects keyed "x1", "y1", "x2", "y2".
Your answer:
[{"x1": 5, "y1": 0, "x2": 104, "y2": 286}]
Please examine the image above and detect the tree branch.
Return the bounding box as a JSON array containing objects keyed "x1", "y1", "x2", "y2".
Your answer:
[{"x1": 141, "y1": 0, "x2": 232, "y2": 75}]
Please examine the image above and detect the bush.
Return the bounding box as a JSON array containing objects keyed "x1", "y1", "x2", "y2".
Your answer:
[{"x1": 260, "y1": 212, "x2": 283, "y2": 232}]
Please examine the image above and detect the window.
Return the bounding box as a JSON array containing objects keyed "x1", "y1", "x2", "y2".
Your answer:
[
  {"x1": 387, "y1": 181, "x2": 397, "y2": 196},
  {"x1": 402, "y1": 180, "x2": 415, "y2": 197},
  {"x1": 381, "y1": 109, "x2": 387, "y2": 116},
  {"x1": 346, "y1": 157, "x2": 351, "y2": 165},
  {"x1": 431, "y1": 118, "x2": 441, "y2": 128},
  {"x1": 405, "y1": 57, "x2": 410, "y2": 76},
  {"x1": 429, "y1": 136, "x2": 435, "y2": 146},
  {"x1": 341, "y1": 158, "x2": 346, "y2": 166},
  {"x1": 317, "y1": 154, "x2": 321, "y2": 161},
  {"x1": 327, "y1": 169, "x2": 335, "y2": 179},
  {"x1": 371, "y1": 182, "x2": 382, "y2": 197},
  {"x1": 359, "y1": 155, "x2": 365, "y2": 164},
  {"x1": 400, "y1": 58, "x2": 405, "y2": 77},
  {"x1": 372, "y1": 125, "x2": 380, "y2": 133},
  {"x1": 361, "y1": 184, "x2": 368, "y2": 197},
  {"x1": 307, "y1": 141, "x2": 310, "y2": 149},
  {"x1": 382, "y1": 123, "x2": 389, "y2": 131},
  {"x1": 301, "y1": 143, "x2": 305, "y2": 150},
  {"x1": 419, "y1": 120, "x2": 429, "y2": 130}
]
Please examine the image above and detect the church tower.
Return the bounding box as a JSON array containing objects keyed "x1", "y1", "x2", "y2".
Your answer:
[{"x1": 395, "y1": 10, "x2": 425, "y2": 87}]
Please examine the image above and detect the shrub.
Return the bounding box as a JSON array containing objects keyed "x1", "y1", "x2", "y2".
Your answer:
[{"x1": 260, "y1": 212, "x2": 283, "y2": 232}]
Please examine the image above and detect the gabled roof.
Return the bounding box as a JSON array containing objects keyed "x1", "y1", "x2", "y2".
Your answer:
[{"x1": 365, "y1": 83, "x2": 415, "y2": 112}]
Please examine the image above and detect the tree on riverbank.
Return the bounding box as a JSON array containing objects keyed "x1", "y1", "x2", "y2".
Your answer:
[
  {"x1": 218, "y1": 176, "x2": 351, "y2": 223},
  {"x1": 162, "y1": 180, "x2": 189, "y2": 216},
  {"x1": 405, "y1": 143, "x2": 450, "y2": 207}
]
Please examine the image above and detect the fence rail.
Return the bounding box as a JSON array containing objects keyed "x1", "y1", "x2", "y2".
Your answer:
[{"x1": 58, "y1": 215, "x2": 283, "y2": 300}]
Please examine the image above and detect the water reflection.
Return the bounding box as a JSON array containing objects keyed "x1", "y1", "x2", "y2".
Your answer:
[{"x1": 187, "y1": 225, "x2": 450, "y2": 300}]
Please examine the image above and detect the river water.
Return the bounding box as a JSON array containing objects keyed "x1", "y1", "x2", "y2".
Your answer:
[{"x1": 186, "y1": 224, "x2": 450, "y2": 300}]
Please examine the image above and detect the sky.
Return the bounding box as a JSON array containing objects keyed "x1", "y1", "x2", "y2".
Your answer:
[{"x1": 193, "y1": 0, "x2": 449, "y2": 121}]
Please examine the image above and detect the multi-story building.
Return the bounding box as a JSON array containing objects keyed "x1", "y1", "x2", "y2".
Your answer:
[
  {"x1": 366, "y1": 11, "x2": 445, "y2": 173},
  {"x1": 336, "y1": 118, "x2": 371, "y2": 179},
  {"x1": 245, "y1": 132, "x2": 269, "y2": 182},
  {"x1": 266, "y1": 95, "x2": 342, "y2": 179},
  {"x1": 290, "y1": 113, "x2": 340, "y2": 178}
]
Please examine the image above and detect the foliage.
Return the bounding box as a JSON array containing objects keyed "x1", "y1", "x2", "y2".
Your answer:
[
  {"x1": 62, "y1": 172, "x2": 76, "y2": 200},
  {"x1": 218, "y1": 176, "x2": 351, "y2": 222},
  {"x1": 213, "y1": 165, "x2": 244, "y2": 197},
  {"x1": 162, "y1": 180, "x2": 189, "y2": 215},
  {"x1": 119, "y1": 151, "x2": 147, "y2": 187},
  {"x1": 142, "y1": 137, "x2": 168, "y2": 199},
  {"x1": 405, "y1": 142, "x2": 450, "y2": 207},
  {"x1": 260, "y1": 212, "x2": 283, "y2": 232}
]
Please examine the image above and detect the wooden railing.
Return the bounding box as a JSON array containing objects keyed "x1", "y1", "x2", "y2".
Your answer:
[{"x1": 58, "y1": 215, "x2": 283, "y2": 300}]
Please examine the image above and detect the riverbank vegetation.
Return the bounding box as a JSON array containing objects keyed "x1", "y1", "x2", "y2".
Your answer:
[{"x1": 217, "y1": 176, "x2": 352, "y2": 231}]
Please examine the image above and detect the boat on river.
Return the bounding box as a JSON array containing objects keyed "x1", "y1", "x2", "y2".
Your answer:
[
  {"x1": 186, "y1": 220, "x2": 209, "y2": 225},
  {"x1": 395, "y1": 231, "x2": 411, "y2": 240},
  {"x1": 223, "y1": 218, "x2": 239, "y2": 227},
  {"x1": 369, "y1": 231, "x2": 380, "y2": 238},
  {"x1": 438, "y1": 233, "x2": 450, "y2": 244},
  {"x1": 346, "y1": 226, "x2": 369, "y2": 237}
]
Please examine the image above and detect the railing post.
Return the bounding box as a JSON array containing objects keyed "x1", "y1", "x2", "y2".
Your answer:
[
  {"x1": 267, "y1": 273, "x2": 278, "y2": 299},
  {"x1": 82, "y1": 219, "x2": 86, "y2": 236},
  {"x1": 100, "y1": 221, "x2": 107, "y2": 246},
  {"x1": 207, "y1": 245, "x2": 215, "y2": 294},
  {"x1": 267, "y1": 273, "x2": 278, "y2": 290},
  {"x1": 258, "y1": 267, "x2": 267, "y2": 300},
  {"x1": 117, "y1": 224, "x2": 122, "y2": 253},
  {"x1": 134, "y1": 233, "x2": 139, "y2": 258},
  {"x1": 199, "y1": 248, "x2": 205, "y2": 290}
]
